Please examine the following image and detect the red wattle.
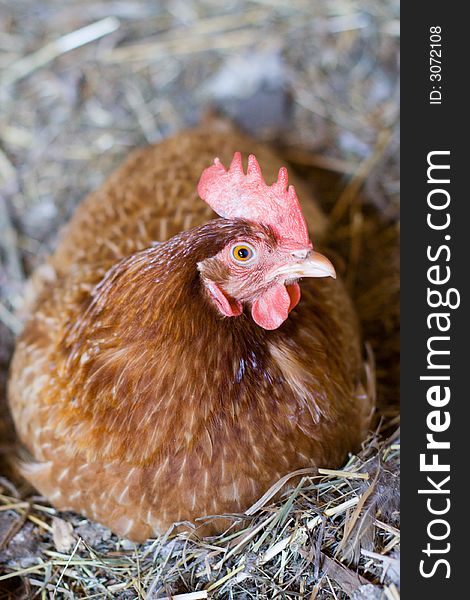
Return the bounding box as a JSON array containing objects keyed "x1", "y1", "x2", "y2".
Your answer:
[
  {"x1": 251, "y1": 284, "x2": 291, "y2": 330},
  {"x1": 286, "y1": 282, "x2": 301, "y2": 312}
]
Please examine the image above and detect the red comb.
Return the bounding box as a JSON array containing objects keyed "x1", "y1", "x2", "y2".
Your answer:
[{"x1": 197, "y1": 153, "x2": 311, "y2": 249}]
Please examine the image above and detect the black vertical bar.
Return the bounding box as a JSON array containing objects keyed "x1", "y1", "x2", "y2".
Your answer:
[{"x1": 402, "y1": 4, "x2": 467, "y2": 597}]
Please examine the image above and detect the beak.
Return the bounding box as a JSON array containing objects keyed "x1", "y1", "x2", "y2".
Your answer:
[{"x1": 271, "y1": 251, "x2": 336, "y2": 280}]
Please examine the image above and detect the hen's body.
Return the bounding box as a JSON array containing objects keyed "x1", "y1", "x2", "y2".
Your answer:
[{"x1": 8, "y1": 124, "x2": 371, "y2": 541}]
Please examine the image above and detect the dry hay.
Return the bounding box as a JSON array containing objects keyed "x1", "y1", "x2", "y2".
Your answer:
[
  {"x1": 0, "y1": 0, "x2": 399, "y2": 597},
  {"x1": 1, "y1": 430, "x2": 399, "y2": 599}
]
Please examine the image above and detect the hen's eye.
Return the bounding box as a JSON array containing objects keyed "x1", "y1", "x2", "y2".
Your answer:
[{"x1": 231, "y1": 243, "x2": 255, "y2": 264}]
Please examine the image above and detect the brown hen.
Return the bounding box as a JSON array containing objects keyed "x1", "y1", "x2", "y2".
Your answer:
[{"x1": 8, "y1": 122, "x2": 373, "y2": 541}]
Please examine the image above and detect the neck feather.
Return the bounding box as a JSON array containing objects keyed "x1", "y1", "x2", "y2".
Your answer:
[{"x1": 57, "y1": 221, "x2": 285, "y2": 463}]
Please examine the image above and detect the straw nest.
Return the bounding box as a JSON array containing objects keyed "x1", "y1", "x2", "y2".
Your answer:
[{"x1": 0, "y1": 1, "x2": 399, "y2": 597}]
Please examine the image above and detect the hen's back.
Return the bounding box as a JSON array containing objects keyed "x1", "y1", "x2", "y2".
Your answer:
[
  {"x1": 50, "y1": 124, "x2": 328, "y2": 284},
  {"x1": 52, "y1": 122, "x2": 326, "y2": 284}
]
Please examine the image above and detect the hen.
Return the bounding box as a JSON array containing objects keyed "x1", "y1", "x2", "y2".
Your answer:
[{"x1": 8, "y1": 123, "x2": 372, "y2": 541}]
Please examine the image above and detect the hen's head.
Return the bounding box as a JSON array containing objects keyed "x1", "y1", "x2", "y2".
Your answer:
[{"x1": 197, "y1": 152, "x2": 335, "y2": 330}]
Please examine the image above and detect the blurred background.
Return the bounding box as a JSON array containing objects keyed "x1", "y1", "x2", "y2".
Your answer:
[{"x1": 0, "y1": 1, "x2": 399, "y2": 596}]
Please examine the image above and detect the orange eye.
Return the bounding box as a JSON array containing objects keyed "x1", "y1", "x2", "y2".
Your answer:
[{"x1": 231, "y1": 243, "x2": 255, "y2": 264}]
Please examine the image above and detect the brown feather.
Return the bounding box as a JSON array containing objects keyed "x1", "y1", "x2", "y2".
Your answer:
[{"x1": 8, "y1": 124, "x2": 372, "y2": 541}]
